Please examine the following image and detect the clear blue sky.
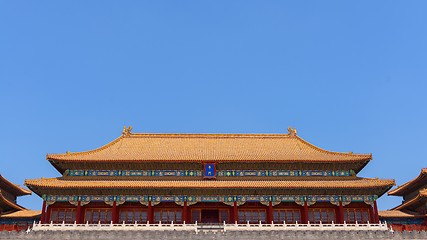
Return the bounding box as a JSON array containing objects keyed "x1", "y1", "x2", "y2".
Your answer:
[{"x1": 1, "y1": 1, "x2": 426, "y2": 211}]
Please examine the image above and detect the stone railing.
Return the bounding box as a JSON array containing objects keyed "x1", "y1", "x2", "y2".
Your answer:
[
  {"x1": 31, "y1": 221, "x2": 389, "y2": 233},
  {"x1": 223, "y1": 221, "x2": 388, "y2": 231}
]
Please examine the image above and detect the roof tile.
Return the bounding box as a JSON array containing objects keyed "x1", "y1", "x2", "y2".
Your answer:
[
  {"x1": 0, "y1": 209, "x2": 41, "y2": 218},
  {"x1": 47, "y1": 133, "x2": 371, "y2": 162},
  {"x1": 25, "y1": 178, "x2": 395, "y2": 189}
]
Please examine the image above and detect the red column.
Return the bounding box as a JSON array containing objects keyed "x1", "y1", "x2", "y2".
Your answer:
[
  {"x1": 46, "y1": 205, "x2": 52, "y2": 223},
  {"x1": 338, "y1": 201, "x2": 344, "y2": 224},
  {"x1": 112, "y1": 201, "x2": 118, "y2": 224},
  {"x1": 41, "y1": 201, "x2": 46, "y2": 224},
  {"x1": 183, "y1": 201, "x2": 188, "y2": 223},
  {"x1": 369, "y1": 204, "x2": 374, "y2": 223},
  {"x1": 373, "y1": 200, "x2": 379, "y2": 223},
  {"x1": 302, "y1": 201, "x2": 309, "y2": 224},
  {"x1": 233, "y1": 201, "x2": 238, "y2": 223},
  {"x1": 76, "y1": 201, "x2": 82, "y2": 224},
  {"x1": 147, "y1": 201, "x2": 153, "y2": 224},
  {"x1": 267, "y1": 201, "x2": 273, "y2": 224}
]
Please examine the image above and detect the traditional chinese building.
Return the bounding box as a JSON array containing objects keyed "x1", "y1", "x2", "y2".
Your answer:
[
  {"x1": 0, "y1": 174, "x2": 40, "y2": 231},
  {"x1": 25, "y1": 127, "x2": 394, "y2": 225},
  {"x1": 379, "y1": 168, "x2": 427, "y2": 230}
]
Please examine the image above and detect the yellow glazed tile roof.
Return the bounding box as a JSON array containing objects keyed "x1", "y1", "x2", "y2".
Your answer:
[
  {"x1": 378, "y1": 210, "x2": 425, "y2": 218},
  {"x1": 393, "y1": 189, "x2": 427, "y2": 211},
  {"x1": 46, "y1": 132, "x2": 372, "y2": 162},
  {"x1": 25, "y1": 178, "x2": 395, "y2": 189},
  {"x1": 388, "y1": 168, "x2": 427, "y2": 196},
  {"x1": 0, "y1": 191, "x2": 25, "y2": 212},
  {"x1": 0, "y1": 209, "x2": 41, "y2": 218},
  {"x1": 0, "y1": 174, "x2": 31, "y2": 196}
]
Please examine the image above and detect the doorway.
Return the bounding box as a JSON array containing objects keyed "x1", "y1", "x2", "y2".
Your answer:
[{"x1": 201, "y1": 209, "x2": 219, "y2": 223}]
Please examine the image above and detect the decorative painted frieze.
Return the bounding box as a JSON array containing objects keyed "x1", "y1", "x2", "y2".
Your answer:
[
  {"x1": 67, "y1": 170, "x2": 203, "y2": 177},
  {"x1": 43, "y1": 194, "x2": 377, "y2": 207},
  {"x1": 218, "y1": 170, "x2": 353, "y2": 177},
  {"x1": 67, "y1": 169, "x2": 354, "y2": 177}
]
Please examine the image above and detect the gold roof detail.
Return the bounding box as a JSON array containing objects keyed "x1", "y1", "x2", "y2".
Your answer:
[
  {"x1": 388, "y1": 168, "x2": 427, "y2": 196},
  {"x1": 122, "y1": 126, "x2": 133, "y2": 137},
  {"x1": 287, "y1": 127, "x2": 297, "y2": 136},
  {"x1": 46, "y1": 132, "x2": 372, "y2": 163},
  {"x1": 25, "y1": 178, "x2": 394, "y2": 189}
]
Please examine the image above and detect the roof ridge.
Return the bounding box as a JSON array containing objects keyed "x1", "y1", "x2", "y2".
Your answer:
[
  {"x1": 128, "y1": 133, "x2": 294, "y2": 138},
  {"x1": 47, "y1": 135, "x2": 124, "y2": 158},
  {"x1": 295, "y1": 135, "x2": 372, "y2": 158}
]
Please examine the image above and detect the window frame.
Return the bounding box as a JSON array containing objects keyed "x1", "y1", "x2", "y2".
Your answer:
[
  {"x1": 119, "y1": 208, "x2": 148, "y2": 224},
  {"x1": 343, "y1": 208, "x2": 370, "y2": 223},
  {"x1": 153, "y1": 209, "x2": 183, "y2": 224},
  {"x1": 272, "y1": 209, "x2": 301, "y2": 223},
  {"x1": 308, "y1": 208, "x2": 335, "y2": 224},
  {"x1": 50, "y1": 208, "x2": 76, "y2": 224},
  {"x1": 237, "y1": 209, "x2": 267, "y2": 223},
  {"x1": 84, "y1": 208, "x2": 113, "y2": 224}
]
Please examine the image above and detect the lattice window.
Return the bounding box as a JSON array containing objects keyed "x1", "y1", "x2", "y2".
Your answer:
[
  {"x1": 119, "y1": 209, "x2": 148, "y2": 224},
  {"x1": 308, "y1": 208, "x2": 335, "y2": 224},
  {"x1": 154, "y1": 209, "x2": 182, "y2": 223},
  {"x1": 84, "y1": 208, "x2": 112, "y2": 224},
  {"x1": 50, "y1": 208, "x2": 76, "y2": 224},
  {"x1": 238, "y1": 209, "x2": 266, "y2": 223},
  {"x1": 343, "y1": 208, "x2": 370, "y2": 223},
  {"x1": 191, "y1": 209, "x2": 201, "y2": 223},
  {"x1": 219, "y1": 210, "x2": 229, "y2": 223},
  {"x1": 273, "y1": 209, "x2": 301, "y2": 223}
]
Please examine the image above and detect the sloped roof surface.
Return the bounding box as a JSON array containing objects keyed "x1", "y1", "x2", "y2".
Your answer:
[{"x1": 47, "y1": 132, "x2": 372, "y2": 162}]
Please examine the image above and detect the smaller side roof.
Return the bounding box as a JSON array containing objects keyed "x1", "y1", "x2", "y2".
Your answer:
[
  {"x1": 0, "y1": 190, "x2": 25, "y2": 212},
  {"x1": 389, "y1": 168, "x2": 427, "y2": 196},
  {"x1": 392, "y1": 189, "x2": 427, "y2": 211},
  {"x1": 379, "y1": 210, "x2": 425, "y2": 218},
  {"x1": 0, "y1": 174, "x2": 31, "y2": 196},
  {"x1": 0, "y1": 209, "x2": 41, "y2": 218}
]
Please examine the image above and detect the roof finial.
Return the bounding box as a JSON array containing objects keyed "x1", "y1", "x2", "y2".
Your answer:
[
  {"x1": 122, "y1": 126, "x2": 133, "y2": 136},
  {"x1": 287, "y1": 127, "x2": 297, "y2": 136}
]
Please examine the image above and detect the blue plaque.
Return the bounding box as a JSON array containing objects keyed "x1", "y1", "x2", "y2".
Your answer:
[{"x1": 204, "y1": 163, "x2": 216, "y2": 179}]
